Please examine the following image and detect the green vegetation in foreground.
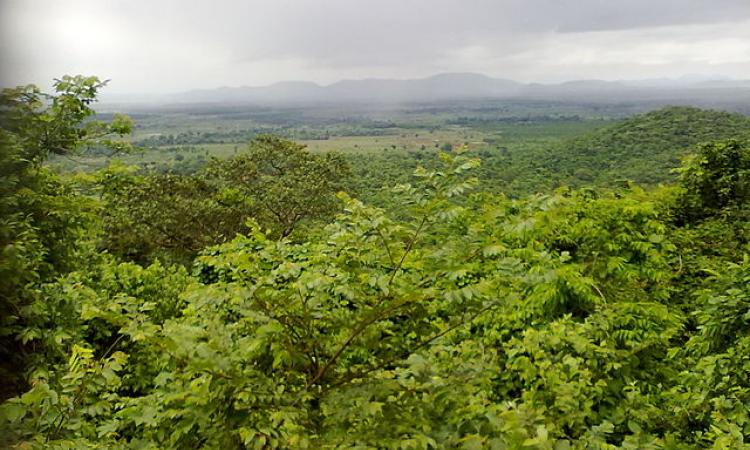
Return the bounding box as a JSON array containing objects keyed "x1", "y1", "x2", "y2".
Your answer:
[{"x1": 2, "y1": 77, "x2": 750, "y2": 449}]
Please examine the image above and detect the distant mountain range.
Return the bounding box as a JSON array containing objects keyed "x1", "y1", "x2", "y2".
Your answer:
[
  {"x1": 167, "y1": 73, "x2": 525, "y2": 104},
  {"x1": 102, "y1": 73, "x2": 750, "y2": 107}
]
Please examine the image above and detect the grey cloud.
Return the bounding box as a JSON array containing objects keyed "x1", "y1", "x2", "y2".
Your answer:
[
  {"x1": 1, "y1": 0, "x2": 749, "y2": 92},
  {"x1": 554, "y1": 0, "x2": 750, "y2": 32}
]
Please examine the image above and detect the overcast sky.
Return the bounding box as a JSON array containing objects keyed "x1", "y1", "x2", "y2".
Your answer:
[{"x1": 1, "y1": 0, "x2": 750, "y2": 93}]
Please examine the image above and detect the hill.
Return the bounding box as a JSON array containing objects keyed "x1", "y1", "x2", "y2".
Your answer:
[
  {"x1": 536, "y1": 106, "x2": 750, "y2": 187},
  {"x1": 133, "y1": 74, "x2": 750, "y2": 110},
  {"x1": 172, "y1": 73, "x2": 524, "y2": 104}
]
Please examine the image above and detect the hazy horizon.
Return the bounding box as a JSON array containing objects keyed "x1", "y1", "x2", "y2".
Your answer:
[
  {"x1": 2, "y1": 0, "x2": 750, "y2": 94},
  {"x1": 129, "y1": 71, "x2": 749, "y2": 93},
  {"x1": 86, "y1": 72, "x2": 749, "y2": 105}
]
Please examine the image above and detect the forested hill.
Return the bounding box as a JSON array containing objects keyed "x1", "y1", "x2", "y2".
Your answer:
[{"x1": 540, "y1": 106, "x2": 750, "y2": 186}]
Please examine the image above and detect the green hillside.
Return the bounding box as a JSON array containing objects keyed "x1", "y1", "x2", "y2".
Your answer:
[{"x1": 544, "y1": 106, "x2": 750, "y2": 186}]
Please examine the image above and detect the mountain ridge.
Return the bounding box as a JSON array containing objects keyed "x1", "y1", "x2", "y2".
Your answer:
[{"x1": 100, "y1": 73, "x2": 750, "y2": 107}]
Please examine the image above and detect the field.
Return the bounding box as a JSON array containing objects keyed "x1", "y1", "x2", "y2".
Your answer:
[{"x1": 51, "y1": 100, "x2": 614, "y2": 177}]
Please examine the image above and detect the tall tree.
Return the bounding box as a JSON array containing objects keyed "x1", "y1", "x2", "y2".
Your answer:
[{"x1": 0, "y1": 76, "x2": 132, "y2": 399}]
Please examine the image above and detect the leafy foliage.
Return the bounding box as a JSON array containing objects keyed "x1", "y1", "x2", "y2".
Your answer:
[
  {"x1": 206, "y1": 134, "x2": 350, "y2": 239},
  {"x1": 97, "y1": 164, "x2": 253, "y2": 265},
  {"x1": 530, "y1": 106, "x2": 750, "y2": 188},
  {"x1": 676, "y1": 139, "x2": 750, "y2": 222},
  {"x1": 2, "y1": 77, "x2": 750, "y2": 448},
  {"x1": 0, "y1": 76, "x2": 132, "y2": 399},
  {"x1": 98, "y1": 135, "x2": 350, "y2": 264}
]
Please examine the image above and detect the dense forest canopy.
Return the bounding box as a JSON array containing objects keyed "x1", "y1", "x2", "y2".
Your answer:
[{"x1": 1, "y1": 76, "x2": 750, "y2": 449}]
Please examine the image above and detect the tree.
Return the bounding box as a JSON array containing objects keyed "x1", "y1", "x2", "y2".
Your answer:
[
  {"x1": 98, "y1": 164, "x2": 254, "y2": 265},
  {"x1": 99, "y1": 135, "x2": 351, "y2": 265},
  {"x1": 0, "y1": 76, "x2": 132, "y2": 399},
  {"x1": 676, "y1": 139, "x2": 750, "y2": 222},
  {"x1": 0, "y1": 75, "x2": 133, "y2": 165},
  {"x1": 207, "y1": 134, "x2": 350, "y2": 238}
]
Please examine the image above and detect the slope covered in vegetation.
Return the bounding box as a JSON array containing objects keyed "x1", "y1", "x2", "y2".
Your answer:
[
  {"x1": 343, "y1": 106, "x2": 750, "y2": 201},
  {"x1": 1, "y1": 78, "x2": 750, "y2": 449},
  {"x1": 541, "y1": 106, "x2": 750, "y2": 186}
]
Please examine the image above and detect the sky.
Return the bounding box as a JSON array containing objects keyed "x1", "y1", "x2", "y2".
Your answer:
[{"x1": 1, "y1": 0, "x2": 750, "y2": 94}]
